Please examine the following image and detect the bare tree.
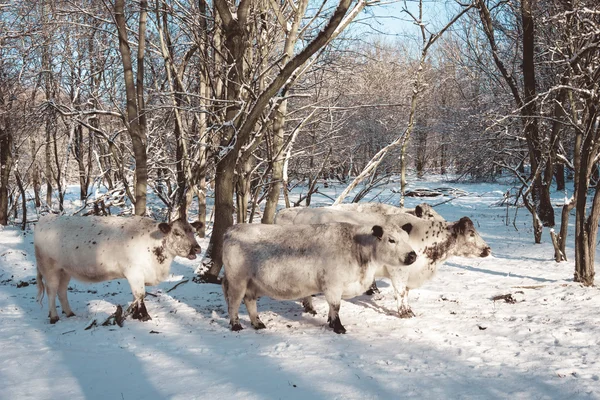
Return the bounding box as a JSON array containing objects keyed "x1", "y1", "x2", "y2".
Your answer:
[
  {"x1": 204, "y1": 0, "x2": 366, "y2": 281},
  {"x1": 113, "y1": 0, "x2": 148, "y2": 216},
  {"x1": 474, "y1": 0, "x2": 555, "y2": 243}
]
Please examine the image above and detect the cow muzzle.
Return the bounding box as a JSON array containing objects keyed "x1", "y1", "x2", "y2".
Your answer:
[
  {"x1": 481, "y1": 246, "x2": 491, "y2": 257},
  {"x1": 404, "y1": 251, "x2": 417, "y2": 265},
  {"x1": 187, "y1": 244, "x2": 202, "y2": 260}
]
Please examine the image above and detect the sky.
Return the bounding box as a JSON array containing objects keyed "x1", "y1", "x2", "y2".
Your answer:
[{"x1": 355, "y1": 0, "x2": 463, "y2": 39}]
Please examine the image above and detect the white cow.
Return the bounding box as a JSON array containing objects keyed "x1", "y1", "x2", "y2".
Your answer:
[
  {"x1": 35, "y1": 215, "x2": 202, "y2": 323},
  {"x1": 275, "y1": 202, "x2": 445, "y2": 296},
  {"x1": 332, "y1": 202, "x2": 443, "y2": 221},
  {"x1": 277, "y1": 208, "x2": 490, "y2": 317},
  {"x1": 222, "y1": 222, "x2": 417, "y2": 334},
  {"x1": 275, "y1": 202, "x2": 444, "y2": 226}
]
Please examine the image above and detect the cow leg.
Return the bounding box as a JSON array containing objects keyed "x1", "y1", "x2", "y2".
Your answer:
[
  {"x1": 224, "y1": 277, "x2": 246, "y2": 331},
  {"x1": 324, "y1": 291, "x2": 346, "y2": 334},
  {"x1": 244, "y1": 297, "x2": 266, "y2": 330},
  {"x1": 364, "y1": 280, "x2": 380, "y2": 296},
  {"x1": 386, "y1": 268, "x2": 414, "y2": 318},
  {"x1": 57, "y1": 270, "x2": 75, "y2": 317},
  {"x1": 126, "y1": 273, "x2": 151, "y2": 321},
  {"x1": 301, "y1": 296, "x2": 317, "y2": 315},
  {"x1": 44, "y1": 272, "x2": 60, "y2": 324}
]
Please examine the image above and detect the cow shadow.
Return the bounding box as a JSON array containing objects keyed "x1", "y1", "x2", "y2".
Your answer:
[{"x1": 347, "y1": 295, "x2": 398, "y2": 316}]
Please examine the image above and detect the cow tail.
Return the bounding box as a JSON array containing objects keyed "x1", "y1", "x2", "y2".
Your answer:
[{"x1": 36, "y1": 269, "x2": 45, "y2": 305}]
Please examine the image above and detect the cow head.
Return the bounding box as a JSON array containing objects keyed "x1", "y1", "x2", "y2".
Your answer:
[
  {"x1": 159, "y1": 219, "x2": 203, "y2": 260},
  {"x1": 371, "y1": 225, "x2": 417, "y2": 266},
  {"x1": 414, "y1": 203, "x2": 445, "y2": 222},
  {"x1": 451, "y1": 217, "x2": 491, "y2": 258}
]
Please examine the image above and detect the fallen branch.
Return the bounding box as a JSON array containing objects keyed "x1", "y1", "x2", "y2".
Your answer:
[
  {"x1": 84, "y1": 305, "x2": 125, "y2": 330},
  {"x1": 491, "y1": 294, "x2": 517, "y2": 303},
  {"x1": 166, "y1": 279, "x2": 189, "y2": 293}
]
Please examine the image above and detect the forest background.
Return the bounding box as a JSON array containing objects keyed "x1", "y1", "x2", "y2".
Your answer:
[{"x1": 0, "y1": 0, "x2": 599, "y2": 285}]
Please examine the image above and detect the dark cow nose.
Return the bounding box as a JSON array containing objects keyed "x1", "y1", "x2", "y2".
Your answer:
[
  {"x1": 481, "y1": 247, "x2": 491, "y2": 257},
  {"x1": 404, "y1": 251, "x2": 417, "y2": 265}
]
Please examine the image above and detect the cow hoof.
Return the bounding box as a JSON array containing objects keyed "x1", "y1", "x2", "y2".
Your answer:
[
  {"x1": 328, "y1": 316, "x2": 346, "y2": 333},
  {"x1": 231, "y1": 323, "x2": 243, "y2": 332},
  {"x1": 365, "y1": 281, "x2": 380, "y2": 296},
  {"x1": 398, "y1": 309, "x2": 415, "y2": 319},
  {"x1": 66, "y1": 312, "x2": 76, "y2": 318},
  {"x1": 334, "y1": 326, "x2": 347, "y2": 334},
  {"x1": 50, "y1": 316, "x2": 59, "y2": 324},
  {"x1": 252, "y1": 321, "x2": 266, "y2": 330},
  {"x1": 303, "y1": 306, "x2": 317, "y2": 316},
  {"x1": 131, "y1": 310, "x2": 152, "y2": 321},
  {"x1": 302, "y1": 300, "x2": 317, "y2": 315}
]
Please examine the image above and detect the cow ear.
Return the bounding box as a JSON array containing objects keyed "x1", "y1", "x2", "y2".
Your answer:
[
  {"x1": 159, "y1": 222, "x2": 171, "y2": 234},
  {"x1": 402, "y1": 223, "x2": 413, "y2": 235},
  {"x1": 371, "y1": 225, "x2": 384, "y2": 240},
  {"x1": 453, "y1": 217, "x2": 473, "y2": 234},
  {"x1": 415, "y1": 205, "x2": 423, "y2": 218},
  {"x1": 191, "y1": 221, "x2": 204, "y2": 231}
]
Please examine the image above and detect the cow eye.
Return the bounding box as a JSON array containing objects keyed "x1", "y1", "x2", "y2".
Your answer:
[
  {"x1": 174, "y1": 231, "x2": 183, "y2": 237},
  {"x1": 388, "y1": 238, "x2": 396, "y2": 244},
  {"x1": 469, "y1": 232, "x2": 475, "y2": 238}
]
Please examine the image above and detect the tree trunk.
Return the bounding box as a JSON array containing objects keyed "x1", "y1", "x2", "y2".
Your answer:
[
  {"x1": 555, "y1": 164, "x2": 565, "y2": 191},
  {"x1": 521, "y1": 0, "x2": 554, "y2": 228},
  {"x1": 206, "y1": 155, "x2": 235, "y2": 277},
  {"x1": 0, "y1": 103, "x2": 12, "y2": 225},
  {"x1": 52, "y1": 125, "x2": 64, "y2": 211},
  {"x1": 114, "y1": 0, "x2": 148, "y2": 216},
  {"x1": 14, "y1": 170, "x2": 26, "y2": 230},
  {"x1": 74, "y1": 124, "x2": 88, "y2": 200},
  {"x1": 261, "y1": 0, "x2": 308, "y2": 224},
  {"x1": 235, "y1": 156, "x2": 254, "y2": 223},
  {"x1": 261, "y1": 110, "x2": 283, "y2": 223},
  {"x1": 415, "y1": 120, "x2": 427, "y2": 178},
  {"x1": 44, "y1": 122, "x2": 53, "y2": 207},
  {"x1": 574, "y1": 179, "x2": 594, "y2": 285}
]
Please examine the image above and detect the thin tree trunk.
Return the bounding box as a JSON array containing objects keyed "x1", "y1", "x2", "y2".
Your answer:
[
  {"x1": 261, "y1": 0, "x2": 309, "y2": 224},
  {"x1": 15, "y1": 170, "x2": 26, "y2": 230},
  {"x1": 114, "y1": 0, "x2": 148, "y2": 215},
  {"x1": 0, "y1": 102, "x2": 12, "y2": 225}
]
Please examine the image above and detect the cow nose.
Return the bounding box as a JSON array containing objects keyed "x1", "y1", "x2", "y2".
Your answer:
[
  {"x1": 404, "y1": 251, "x2": 417, "y2": 265},
  {"x1": 192, "y1": 245, "x2": 202, "y2": 254},
  {"x1": 481, "y1": 247, "x2": 491, "y2": 257}
]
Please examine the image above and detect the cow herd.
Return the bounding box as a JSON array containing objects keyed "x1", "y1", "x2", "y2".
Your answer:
[{"x1": 33, "y1": 202, "x2": 491, "y2": 334}]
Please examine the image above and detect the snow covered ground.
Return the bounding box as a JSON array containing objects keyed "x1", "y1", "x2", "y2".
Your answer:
[{"x1": 1, "y1": 176, "x2": 599, "y2": 399}]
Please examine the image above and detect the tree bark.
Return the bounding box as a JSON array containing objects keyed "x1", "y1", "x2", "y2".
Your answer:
[
  {"x1": 114, "y1": 0, "x2": 148, "y2": 216},
  {"x1": 521, "y1": 0, "x2": 554, "y2": 228},
  {"x1": 0, "y1": 92, "x2": 12, "y2": 225}
]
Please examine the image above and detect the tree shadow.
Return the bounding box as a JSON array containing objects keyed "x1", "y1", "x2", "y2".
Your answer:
[
  {"x1": 444, "y1": 261, "x2": 560, "y2": 283},
  {"x1": 0, "y1": 226, "x2": 592, "y2": 400}
]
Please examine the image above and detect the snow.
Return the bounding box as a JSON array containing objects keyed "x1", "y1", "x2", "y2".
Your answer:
[{"x1": 1, "y1": 176, "x2": 600, "y2": 399}]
